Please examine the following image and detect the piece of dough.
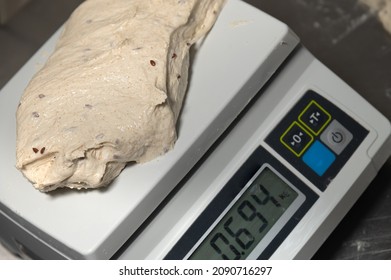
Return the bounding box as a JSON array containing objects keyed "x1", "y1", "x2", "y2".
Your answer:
[{"x1": 16, "y1": 0, "x2": 225, "y2": 192}]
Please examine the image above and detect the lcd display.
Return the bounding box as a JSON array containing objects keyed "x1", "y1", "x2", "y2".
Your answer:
[{"x1": 189, "y1": 167, "x2": 298, "y2": 260}]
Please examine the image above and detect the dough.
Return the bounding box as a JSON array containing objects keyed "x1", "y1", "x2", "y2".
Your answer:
[
  {"x1": 360, "y1": 0, "x2": 391, "y2": 35},
  {"x1": 379, "y1": 1, "x2": 391, "y2": 34},
  {"x1": 16, "y1": 0, "x2": 225, "y2": 192}
]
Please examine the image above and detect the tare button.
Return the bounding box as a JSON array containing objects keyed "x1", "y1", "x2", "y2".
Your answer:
[
  {"x1": 280, "y1": 122, "x2": 313, "y2": 157},
  {"x1": 299, "y1": 100, "x2": 331, "y2": 135}
]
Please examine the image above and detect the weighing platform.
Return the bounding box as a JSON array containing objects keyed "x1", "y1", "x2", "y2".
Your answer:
[{"x1": 0, "y1": 0, "x2": 390, "y2": 259}]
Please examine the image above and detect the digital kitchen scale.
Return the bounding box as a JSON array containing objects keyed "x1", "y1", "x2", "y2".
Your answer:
[{"x1": 0, "y1": 0, "x2": 390, "y2": 260}]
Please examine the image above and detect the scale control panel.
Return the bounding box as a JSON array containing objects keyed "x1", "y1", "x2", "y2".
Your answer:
[
  {"x1": 266, "y1": 90, "x2": 368, "y2": 191},
  {"x1": 164, "y1": 90, "x2": 371, "y2": 260}
]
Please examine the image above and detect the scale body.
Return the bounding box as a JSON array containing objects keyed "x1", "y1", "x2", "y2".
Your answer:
[
  {"x1": 0, "y1": 0, "x2": 390, "y2": 260},
  {"x1": 120, "y1": 45, "x2": 391, "y2": 259}
]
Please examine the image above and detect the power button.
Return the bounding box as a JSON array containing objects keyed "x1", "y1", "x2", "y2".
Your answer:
[
  {"x1": 320, "y1": 120, "x2": 353, "y2": 155},
  {"x1": 330, "y1": 132, "x2": 344, "y2": 143}
]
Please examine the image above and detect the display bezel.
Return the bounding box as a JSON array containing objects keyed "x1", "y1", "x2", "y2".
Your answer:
[
  {"x1": 164, "y1": 146, "x2": 319, "y2": 260},
  {"x1": 186, "y1": 164, "x2": 306, "y2": 260}
]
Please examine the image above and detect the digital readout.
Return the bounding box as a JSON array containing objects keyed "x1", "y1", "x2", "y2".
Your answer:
[{"x1": 189, "y1": 167, "x2": 298, "y2": 260}]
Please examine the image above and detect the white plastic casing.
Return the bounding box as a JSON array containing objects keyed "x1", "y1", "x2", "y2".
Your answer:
[
  {"x1": 119, "y1": 47, "x2": 391, "y2": 260},
  {"x1": 0, "y1": 0, "x2": 299, "y2": 259}
]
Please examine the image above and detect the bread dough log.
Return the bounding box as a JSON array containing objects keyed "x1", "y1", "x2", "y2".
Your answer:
[{"x1": 16, "y1": 0, "x2": 225, "y2": 192}]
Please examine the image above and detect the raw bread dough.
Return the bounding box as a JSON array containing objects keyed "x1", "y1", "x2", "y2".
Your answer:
[
  {"x1": 16, "y1": 0, "x2": 225, "y2": 192},
  {"x1": 360, "y1": 0, "x2": 391, "y2": 34},
  {"x1": 379, "y1": 1, "x2": 391, "y2": 34}
]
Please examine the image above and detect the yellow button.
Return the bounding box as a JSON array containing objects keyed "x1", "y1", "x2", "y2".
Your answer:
[
  {"x1": 298, "y1": 100, "x2": 331, "y2": 135},
  {"x1": 280, "y1": 122, "x2": 314, "y2": 157}
]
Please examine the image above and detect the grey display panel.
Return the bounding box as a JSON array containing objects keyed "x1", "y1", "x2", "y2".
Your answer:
[{"x1": 189, "y1": 167, "x2": 298, "y2": 260}]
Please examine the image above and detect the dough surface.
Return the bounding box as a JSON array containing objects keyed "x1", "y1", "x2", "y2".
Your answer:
[{"x1": 16, "y1": 0, "x2": 225, "y2": 192}]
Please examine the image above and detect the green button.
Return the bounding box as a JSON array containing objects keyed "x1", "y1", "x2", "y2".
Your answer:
[
  {"x1": 280, "y1": 122, "x2": 314, "y2": 157},
  {"x1": 299, "y1": 100, "x2": 331, "y2": 135}
]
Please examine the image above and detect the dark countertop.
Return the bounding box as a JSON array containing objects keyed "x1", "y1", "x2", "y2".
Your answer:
[{"x1": 1, "y1": 0, "x2": 390, "y2": 259}]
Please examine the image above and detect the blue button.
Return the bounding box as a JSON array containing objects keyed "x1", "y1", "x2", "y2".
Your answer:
[{"x1": 302, "y1": 140, "x2": 336, "y2": 176}]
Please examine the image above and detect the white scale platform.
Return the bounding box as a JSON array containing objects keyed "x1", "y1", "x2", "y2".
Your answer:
[{"x1": 0, "y1": 0, "x2": 390, "y2": 260}]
